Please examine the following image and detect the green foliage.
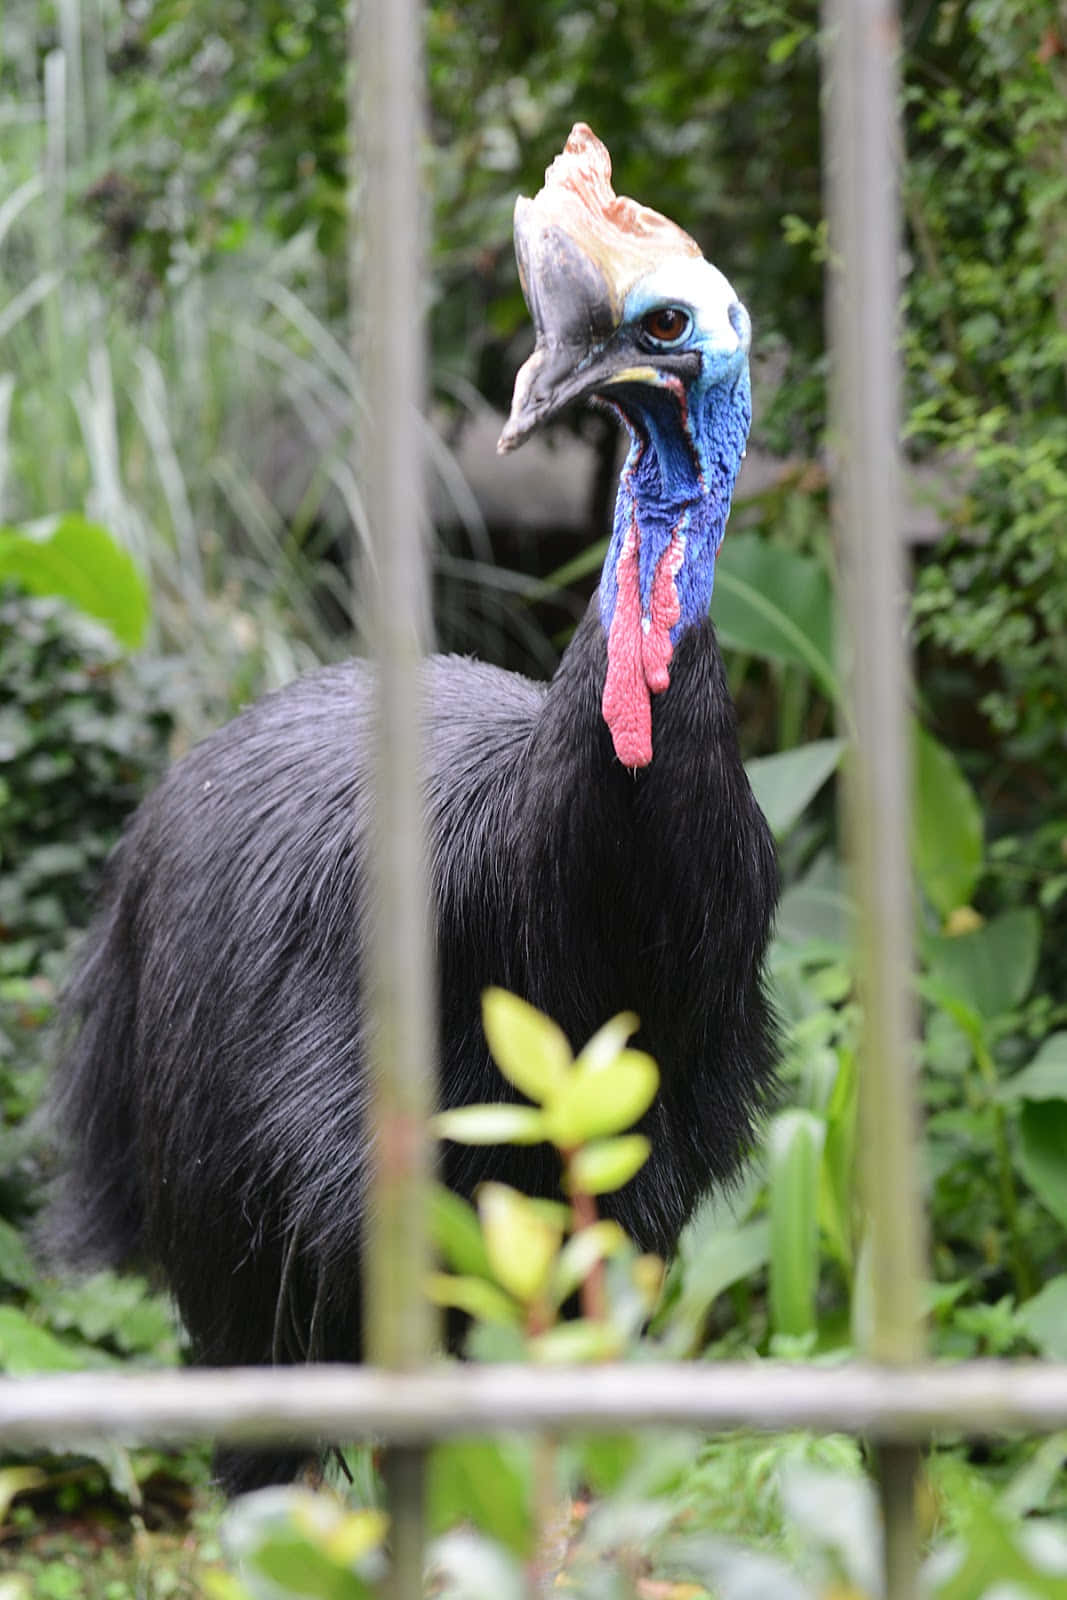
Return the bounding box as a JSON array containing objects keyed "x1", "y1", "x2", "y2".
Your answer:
[
  {"x1": 913, "y1": 725, "x2": 984, "y2": 917},
  {"x1": 0, "y1": 518, "x2": 149, "y2": 649},
  {"x1": 0, "y1": 588, "x2": 184, "y2": 1506},
  {"x1": 713, "y1": 533, "x2": 838, "y2": 703},
  {"x1": 766, "y1": 1110, "x2": 825, "y2": 1344},
  {"x1": 431, "y1": 993, "x2": 662, "y2": 1349},
  {"x1": 0, "y1": 587, "x2": 178, "y2": 1275},
  {"x1": 905, "y1": 2, "x2": 1067, "y2": 805},
  {"x1": 209, "y1": 1492, "x2": 387, "y2": 1600},
  {"x1": 0, "y1": 591, "x2": 172, "y2": 974}
]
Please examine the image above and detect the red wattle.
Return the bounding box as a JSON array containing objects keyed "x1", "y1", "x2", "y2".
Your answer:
[
  {"x1": 642, "y1": 533, "x2": 684, "y2": 693},
  {"x1": 602, "y1": 524, "x2": 686, "y2": 768}
]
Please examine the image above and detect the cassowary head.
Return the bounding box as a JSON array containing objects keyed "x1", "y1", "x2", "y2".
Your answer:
[{"x1": 499, "y1": 123, "x2": 752, "y2": 768}]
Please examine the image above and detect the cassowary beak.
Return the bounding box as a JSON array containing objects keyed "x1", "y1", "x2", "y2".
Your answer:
[
  {"x1": 498, "y1": 123, "x2": 702, "y2": 456},
  {"x1": 497, "y1": 218, "x2": 622, "y2": 454}
]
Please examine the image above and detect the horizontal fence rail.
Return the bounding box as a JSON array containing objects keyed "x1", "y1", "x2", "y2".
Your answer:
[{"x1": 3, "y1": 1363, "x2": 1067, "y2": 1451}]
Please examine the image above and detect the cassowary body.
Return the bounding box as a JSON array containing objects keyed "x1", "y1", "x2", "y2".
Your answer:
[{"x1": 48, "y1": 126, "x2": 778, "y2": 1491}]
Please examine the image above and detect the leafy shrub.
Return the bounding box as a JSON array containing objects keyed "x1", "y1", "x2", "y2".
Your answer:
[
  {"x1": 0, "y1": 583, "x2": 176, "y2": 1227},
  {"x1": 0, "y1": 587, "x2": 174, "y2": 981}
]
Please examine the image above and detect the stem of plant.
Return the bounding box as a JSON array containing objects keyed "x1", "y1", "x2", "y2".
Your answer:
[{"x1": 567, "y1": 1167, "x2": 607, "y2": 1323}]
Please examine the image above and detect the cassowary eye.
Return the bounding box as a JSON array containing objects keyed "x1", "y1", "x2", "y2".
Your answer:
[{"x1": 641, "y1": 306, "x2": 691, "y2": 344}]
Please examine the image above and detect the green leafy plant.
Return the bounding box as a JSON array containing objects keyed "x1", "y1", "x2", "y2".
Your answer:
[{"x1": 430, "y1": 990, "x2": 664, "y2": 1361}]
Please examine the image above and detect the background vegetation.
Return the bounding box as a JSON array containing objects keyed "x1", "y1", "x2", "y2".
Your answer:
[{"x1": 2, "y1": 0, "x2": 1067, "y2": 1594}]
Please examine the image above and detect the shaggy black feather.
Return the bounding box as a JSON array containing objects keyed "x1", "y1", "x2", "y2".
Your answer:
[{"x1": 46, "y1": 592, "x2": 778, "y2": 1492}]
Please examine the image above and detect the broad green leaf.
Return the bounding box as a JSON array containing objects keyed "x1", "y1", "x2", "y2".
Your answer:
[
  {"x1": 913, "y1": 726, "x2": 984, "y2": 917},
  {"x1": 250, "y1": 1533, "x2": 371, "y2": 1599},
  {"x1": 776, "y1": 853, "x2": 854, "y2": 948},
  {"x1": 429, "y1": 1186, "x2": 493, "y2": 1279},
  {"x1": 425, "y1": 1273, "x2": 520, "y2": 1328},
  {"x1": 1020, "y1": 1276, "x2": 1067, "y2": 1361},
  {"x1": 573, "y1": 1010, "x2": 640, "y2": 1073},
  {"x1": 432, "y1": 1104, "x2": 547, "y2": 1145},
  {"x1": 429, "y1": 1438, "x2": 534, "y2": 1558},
  {"x1": 0, "y1": 1306, "x2": 95, "y2": 1373},
  {"x1": 712, "y1": 533, "x2": 839, "y2": 702},
  {"x1": 222, "y1": 1490, "x2": 379, "y2": 1599},
  {"x1": 1017, "y1": 1100, "x2": 1067, "y2": 1231},
  {"x1": 924, "y1": 908, "x2": 1041, "y2": 1020},
  {"x1": 0, "y1": 516, "x2": 149, "y2": 647},
  {"x1": 768, "y1": 1109, "x2": 825, "y2": 1340},
  {"x1": 544, "y1": 1049, "x2": 659, "y2": 1147},
  {"x1": 481, "y1": 988, "x2": 571, "y2": 1104},
  {"x1": 996, "y1": 1034, "x2": 1067, "y2": 1103},
  {"x1": 477, "y1": 1183, "x2": 561, "y2": 1303},
  {"x1": 550, "y1": 1220, "x2": 629, "y2": 1307},
  {"x1": 567, "y1": 1134, "x2": 651, "y2": 1195},
  {"x1": 746, "y1": 739, "x2": 846, "y2": 838},
  {"x1": 670, "y1": 1218, "x2": 771, "y2": 1348},
  {"x1": 528, "y1": 1319, "x2": 624, "y2": 1364}
]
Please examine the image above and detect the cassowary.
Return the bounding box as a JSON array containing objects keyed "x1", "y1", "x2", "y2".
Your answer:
[{"x1": 47, "y1": 125, "x2": 778, "y2": 1492}]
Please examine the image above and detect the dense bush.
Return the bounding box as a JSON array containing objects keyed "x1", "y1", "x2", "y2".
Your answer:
[{"x1": 0, "y1": 587, "x2": 177, "y2": 1220}]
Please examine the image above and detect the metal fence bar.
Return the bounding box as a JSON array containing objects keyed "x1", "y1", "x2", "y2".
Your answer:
[
  {"x1": 824, "y1": 1, "x2": 924, "y2": 1595},
  {"x1": 355, "y1": 0, "x2": 434, "y2": 1590},
  {"x1": 4, "y1": 1362, "x2": 1067, "y2": 1447}
]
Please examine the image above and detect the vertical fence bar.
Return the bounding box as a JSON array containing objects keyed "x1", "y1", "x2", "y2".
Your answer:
[
  {"x1": 351, "y1": 0, "x2": 435, "y2": 1592},
  {"x1": 822, "y1": 2, "x2": 925, "y2": 1596}
]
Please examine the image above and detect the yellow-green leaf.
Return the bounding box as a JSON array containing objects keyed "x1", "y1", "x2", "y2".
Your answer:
[
  {"x1": 430, "y1": 1185, "x2": 493, "y2": 1279},
  {"x1": 433, "y1": 1104, "x2": 547, "y2": 1146},
  {"x1": 567, "y1": 1135, "x2": 651, "y2": 1196},
  {"x1": 482, "y1": 988, "x2": 572, "y2": 1104},
  {"x1": 545, "y1": 1050, "x2": 659, "y2": 1148},
  {"x1": 323, "y1": 1509, "x2": 389, "y2": 1566},
  {"x1": 528, "y1": 1320, "x2": 624, "y2": 1363},
  {"x1": 525, "y1": 1198, "x2": 572, "y2": 1230},
  {"x1": 0, "y1": 1467, "x2": 44, "y2": 1523},
  {"x1": 425, "y1": 1272, "x2": 521, "y2": 1328},
  {"x1": 550, "y1": 1221, "x2": 628, "y2": 1306},
  {"x1": 574, "y1": 1011, "x2": 640, "y2": 1073},
  {"x1": 478, "y1": 1183, "x2": 562, "y2": 1303},
  {"x1": 201, "y1": 1576, "x2": 250, "y2": 1600}
]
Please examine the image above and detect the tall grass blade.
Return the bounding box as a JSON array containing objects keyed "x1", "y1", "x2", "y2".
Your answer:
[
  {"x1": 0, "y1": 272, "x2": 61, "y2": 344},
  {"x1": 134, "y1": 347, "x2": 205, "y2": 603},
  {"x1": 0, "y1": 176, "x2": 45, "y2": 251},
  {"x1": 768, "y1": 1108, "x2": 826, "y2": 1343}
]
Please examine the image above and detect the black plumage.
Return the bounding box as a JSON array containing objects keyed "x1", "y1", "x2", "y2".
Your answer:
[
  {"x1": 48, "y1": 602, "x2": 776, "y2": 1489},
  {"x1": 46, "y1": 124, "x2": 779, "y2": 1494}
]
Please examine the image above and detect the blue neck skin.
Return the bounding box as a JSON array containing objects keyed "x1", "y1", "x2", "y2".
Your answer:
[{"x1": 598, "y1": 366, "x2": 752, "y2": 644}]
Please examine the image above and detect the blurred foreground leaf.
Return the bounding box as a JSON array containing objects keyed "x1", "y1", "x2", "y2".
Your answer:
[{"x1": 0, "y1": 516, "x2": 149, "y2": 648}]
